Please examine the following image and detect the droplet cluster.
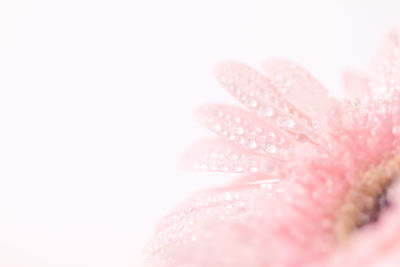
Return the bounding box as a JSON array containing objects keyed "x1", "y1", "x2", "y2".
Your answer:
[
  {"x1": 145, "y1": 174, "x2": 338, "y2": 266},
  {"x1": 263, "y1": 59, "x2": 343, "y2": 134},
  {"x1": 196, "y1": 104, "x2": 292, "y2": 157},
  {"x1": 144, "y1": 181, "x2": 284, "y2": 266},
  {"x1": 216, "y1": 62, "x2": 314, "y2": 139},
  {"x1": 184, "y1": 139, "x2": 285, "y2": 174}
]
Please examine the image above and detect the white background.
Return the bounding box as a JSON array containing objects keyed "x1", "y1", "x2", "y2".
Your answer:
[{"x1": 0, "y1": 0, "x2": 399, "y2": 266}]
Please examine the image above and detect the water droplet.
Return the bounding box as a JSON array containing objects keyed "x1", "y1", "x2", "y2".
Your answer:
[
  {"x1": 233, "y1": 165, "x2": 244, "y2": 172},
  {"x1": 221, "y1": 165, "x2": 230, "y2": 172},
  {"x1": 235, "y1": 127, "x2": 244, "y2": 135},
  {"x1": 214, "y1": 123, "x2": 222, "y2": 132},
  {"x1": 229, "y1": 153, "x2": 239, "y2": 160},
  {"x1": 249, "y1": 166, "x2": 259, "y2": 172},
  {"x1": 200, "y1": 164, "x2": 208, "y2": 170},
  {"x1": 269, "y1": 132, "x2": 276, "y2": 139},
  {"x1": 234, "y1": 116, "x2": 242, "y2": 123},
  {"x1": 265, "y1": 143, "x2": 277, "y2": 154},
  {"x1": 393, "y1": 125, "x2": 400, "y2": 135},
  {"x1": 260, "y1": 106, "x2": 274, "y2": 117},
  {"x1": 249, "y1": 99, "x2": 258, "y2": 107},
  {"x1": 224, "y1": 192, "x2": 233, "y2": 201},
  {"x1": 276, "y1": 116, "x2": 295, "y2": 128},
  {"x1": 248, "y1": 140, "x2": 257, "y2": 149}
]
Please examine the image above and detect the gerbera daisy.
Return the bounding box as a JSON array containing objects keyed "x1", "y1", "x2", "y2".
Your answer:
[{"x1": 143, "y1": 30, "x2": 400, "y2": 267}]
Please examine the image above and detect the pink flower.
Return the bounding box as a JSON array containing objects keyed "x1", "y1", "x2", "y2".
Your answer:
[{"x1": 144, "y1": 30, "x2": 400, "y2": 267}]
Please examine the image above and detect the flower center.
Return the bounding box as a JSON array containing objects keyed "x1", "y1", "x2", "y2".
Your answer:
[{"x1": 334, "y1": 151, "x2": 400, "y2": 243}]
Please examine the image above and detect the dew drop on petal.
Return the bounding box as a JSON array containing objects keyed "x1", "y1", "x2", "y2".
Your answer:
[
  {"x1": 214, "y1": 123, "x2": 222, "y2": 132},
  {"x1": 249, "y1": 99, "x2": 258, "y2": 107},
  {"x1": 221, "y1": 165, "x2": 230, "y2": 172},
  {"x1": 260, "y1": 106, "x2": 274, "y2": 117},
  {"x1": 235, "y1": 126, "x2": 244, "y2": 135},
  {"x1": 276, "y1": 116, "x2": 295, "y2": 129},
  {"x1": 224, "y1": 192, "x2": 233, "y2": 202},
  {"x1": 393, "y1": 125, "x2": 400, "y2": 136},
  {"x1": 249, "y1": 166, "x2": 259, "y2": 172},
  {"x1": 264, "y1": 143, "x2": 277, "y2": 154},
  {"x1": 247, "y1": 140, "x2": 257, "y2": 149},
  {"x1": 233, "y1": 165, "x2": 244, "y2": 172}
]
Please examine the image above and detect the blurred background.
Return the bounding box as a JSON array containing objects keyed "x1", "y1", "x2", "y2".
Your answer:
[{"x1": 0, "y1": 0, "x2": 399, "y2": 266}]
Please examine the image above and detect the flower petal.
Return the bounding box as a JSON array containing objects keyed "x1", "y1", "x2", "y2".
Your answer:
[
  {"x1": 194, "y1": 104, "x2": 293, "y2": 159},
  {"x1": 180, "y1": 138, "x2": 286, "y2": 175},
  {"x1": 370, "y1": 29, "x2": 400, "y2": 97},
  {"x1": 263, "y1": 58, "x2": 343, "y2": 132},
  {"x1": 215, "y1": 61, "x2": 315, "y2": 140},
  {"x1": 144, "y1": 177, "x2": 338, "y2": 267},
  {"x1": 342, "y1": 71, "x2": 371, "y2": 105},
  {"x1": 143, "y1": 183, "x2": 281, "y2": 266}
]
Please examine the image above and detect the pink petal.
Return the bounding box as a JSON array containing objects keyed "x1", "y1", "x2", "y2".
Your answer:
[
  {"x1": 370, "y1": 29, "x2": 400, "y2": 96},
  {"x1": 143, "y1": 183, "x2": 280, "y2": 267},
  {"x1": 230, "y1": 173, "x2": 278, "y2": 185},
  {"x1": 342, "y1": 71, "x2": 371, "y2": 104},
  {"x1": 180, "y1": 138, "x2": 286, "y2": 175},
  {"x1": 144, "y1": 176, "x2": 338, "y2": 267},
  {"x1": 194, "y1": 104, "x2": 293, "y2": 159},
  {"x1": 215, "y1": 61, "x2": 314, "y2": 140},
  {"x1": 263, "y1": 58, "x2": 343, "y2": 132}
]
